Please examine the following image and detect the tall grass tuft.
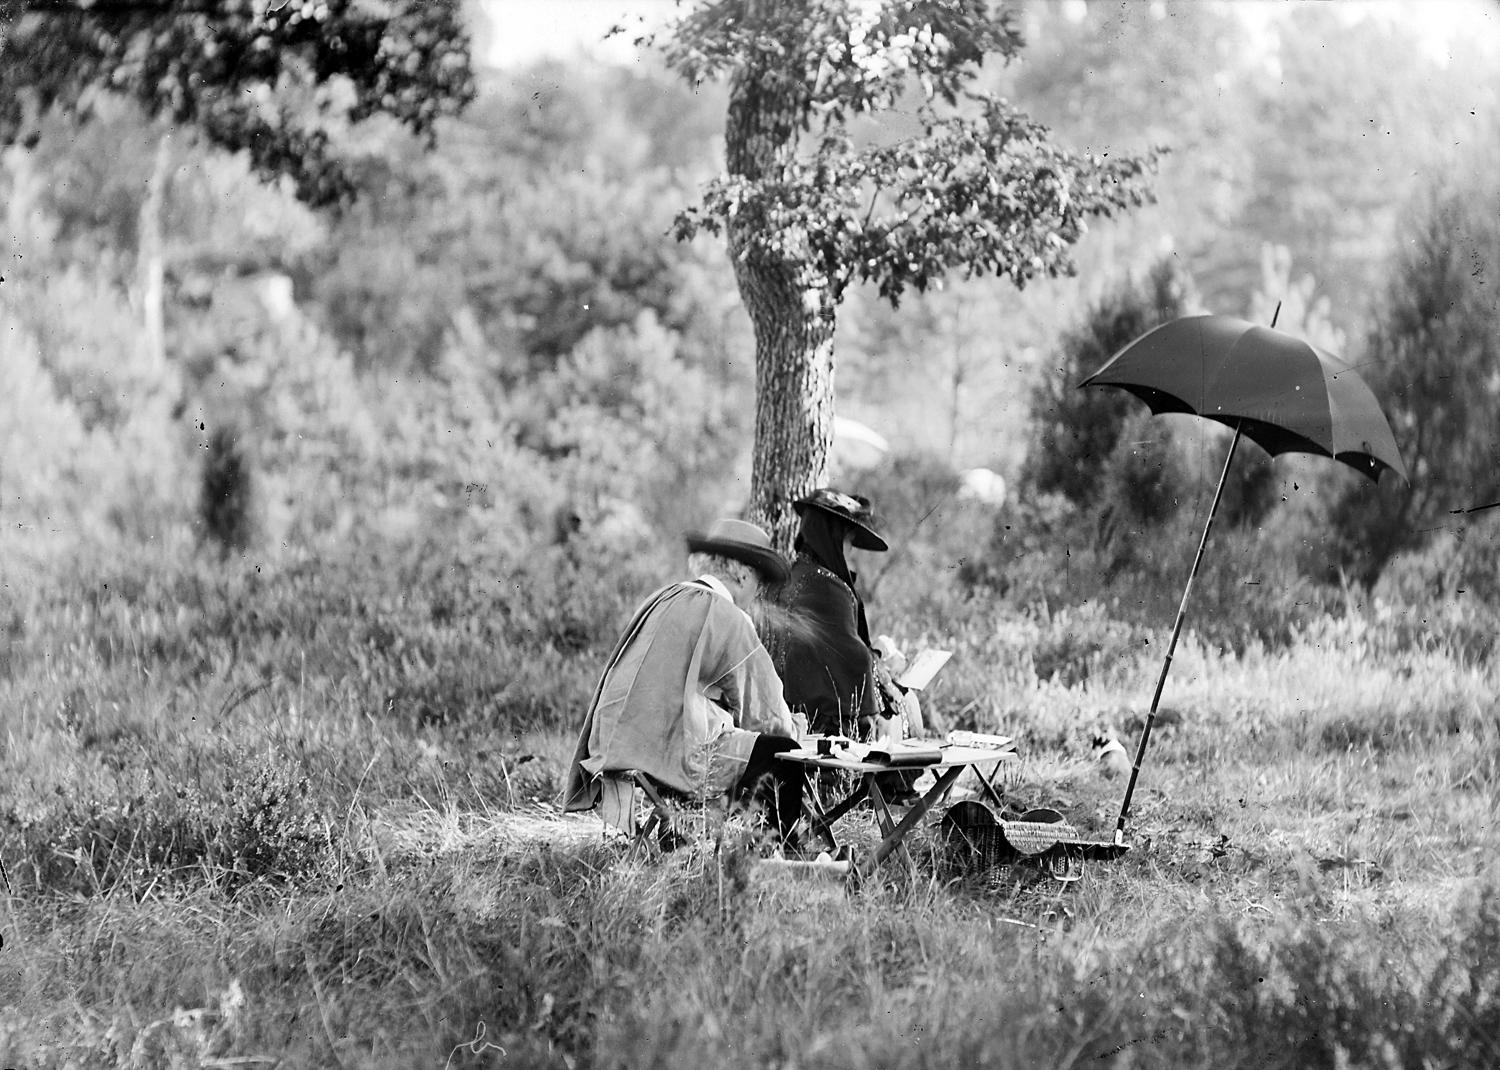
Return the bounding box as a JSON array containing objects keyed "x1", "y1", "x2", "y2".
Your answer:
[{"x1": 4, "y1": 752, "x2": 337, "y2": 900}]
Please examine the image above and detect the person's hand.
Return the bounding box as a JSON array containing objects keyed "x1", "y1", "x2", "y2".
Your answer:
[
  {"x1": 872, "y1": 635, "x2": 908, "y2": 676},
  {"x1": 901, "y1": 690, "x2": 926, "y2": 737}
]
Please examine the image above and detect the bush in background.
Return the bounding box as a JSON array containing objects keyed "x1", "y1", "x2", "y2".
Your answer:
[
  {"x1": 1322, "y1": 145, "x2": 1500, "y2": 587},
  {"x1": 199, "y1": 424, "x2": 256, "y2": 555},
  {"x1": 1021, "y1": 257, "x2": 1192, "y2": 510},
  {"x1": 0, "y1": 261, "x2": 186, "y2": 545}
]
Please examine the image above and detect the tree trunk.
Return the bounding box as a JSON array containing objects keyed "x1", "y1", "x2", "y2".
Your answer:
[
  {"x1": 734, "y1": 248, "x2": 836, "y2": 551},
  {"x1": 0, "y1": 0, "x2": 28, "y2": 59},
  {"x1": 138, "y1": 129, "x2": 171, "y2": 376},
  {"x1": 723, "y1": 3, "x2": 835, "y2": 553},
  {"x1": 947, "y1": 338, "x2": 966, "y2": 465}
]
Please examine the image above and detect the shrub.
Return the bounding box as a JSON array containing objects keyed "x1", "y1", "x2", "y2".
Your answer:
[
  {"x1": 1091, "y1": 408, "x2": 1189, "y2": 577},
  {"x1": 221, "y1": 758, "x2": 335, "y2": 889},
  {"x1": 1197, "y1": 888, "x2": 1500, "y2": 1067},
  {"x1": 1306, "y1": 585, "x2": 1500, "y2": 670},
  {"x1": 513, "y1": 311, "x2": 747, "y2": 537},
  {"x1": 2, "y1": 754, "x2": 336, "y2": 898},
  {"x1": 1021, "y1": 256, "x2": 1192, "y2": 509},
  {"x1": 1029, "y1": 600, "x2": 1151, "y2": 689},
  {"x1": 966, "y1": 470, "x2": 1346, "y2": 657},
  {"x1": 842, "y1": 450, "x2": 970, "y2": 607},
  {"x1": 199, "y1": 424, "x2": 256, "y2": 555},
  {"x1": 1374, "y1": 523, "x2": 1500, "y2": 608},
  {"x1": 0, "y1": 264, "x2": 185, "y2": 542},
  {"x1": 1322, "y1": 145, "x2": 1500, "y2": 587}
]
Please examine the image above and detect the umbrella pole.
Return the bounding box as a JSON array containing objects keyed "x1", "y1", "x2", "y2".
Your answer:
[{"x1": 1114, "y1": 420, "x2": 1243, "y2": 845}]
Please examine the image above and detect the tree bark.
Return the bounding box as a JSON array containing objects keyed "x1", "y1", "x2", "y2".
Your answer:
[
  {"x1": 723, "y1": 3, "x2": 835, "y2": 552},
  {"x1": 734, "y1": 248, "x2": 836, "y2": 551},
  {"x1": 0, "y1": 0, "x2": 27, "y2": 59}
]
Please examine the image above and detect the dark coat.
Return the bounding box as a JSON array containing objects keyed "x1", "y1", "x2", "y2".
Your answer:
[{"x1": 764, "y1": 553, "x2": 880, "y2": 737}]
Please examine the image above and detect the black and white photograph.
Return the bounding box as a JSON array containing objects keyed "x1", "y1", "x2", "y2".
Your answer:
[{"x1": 2, "y1": 0, "x2": 1498, "y2": 1065}]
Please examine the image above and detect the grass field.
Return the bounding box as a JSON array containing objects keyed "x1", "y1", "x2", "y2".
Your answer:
[{"x1": 3, "y1": 531, "x2": 1498, "y2": 1069}]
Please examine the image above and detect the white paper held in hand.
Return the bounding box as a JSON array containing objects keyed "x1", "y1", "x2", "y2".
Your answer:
[{"x1": 895, "y1": 648, "x2": 952, "y2": 691}]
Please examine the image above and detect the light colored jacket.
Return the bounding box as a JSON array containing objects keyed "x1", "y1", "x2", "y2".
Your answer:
[{"x1": 562, "y1": 578, "x2": 794, "y2": 810}]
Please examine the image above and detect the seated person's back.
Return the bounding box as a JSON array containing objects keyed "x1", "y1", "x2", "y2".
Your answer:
[{"x1": 563, "y1": 518, "x2": 805, "y2": 842}]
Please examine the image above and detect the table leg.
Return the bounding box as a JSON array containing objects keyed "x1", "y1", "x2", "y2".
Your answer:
[
  {"x1": 815, "y1": 779, "x2": 869, "y2": 828},
  {"x1": 973, "y1": 758, "x2": 1010, "y2": 811},
  {"x1": 799, "y1": 770, "x2": 867, "y2": 852},
  {"x1": 858, "y1": 766, "x2": 966, "y2": 878},
  {"x1": 866, "y1": 776, "x2": 913, "y2": 869}
]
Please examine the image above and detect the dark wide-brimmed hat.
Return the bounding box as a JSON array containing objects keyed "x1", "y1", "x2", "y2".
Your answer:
[
  {"x1": 793, "y1": 488, "x2": 889, "y2": 552},
  {"x1": 685, "y1": 518, "x2": 790, "y2": 584}
]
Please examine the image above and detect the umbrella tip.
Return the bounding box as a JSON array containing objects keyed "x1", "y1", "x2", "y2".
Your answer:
[{"x1": 1270, "y1": 300, "x2": 1281, "y2": 329}]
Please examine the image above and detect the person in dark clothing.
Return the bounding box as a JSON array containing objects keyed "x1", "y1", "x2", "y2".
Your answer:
[
  {"x1": 763, "y1": 488, "x2": 902, "y2": 740},
  {"x1": 733, "y1": 733, "x2": 804, "y2": 845}
]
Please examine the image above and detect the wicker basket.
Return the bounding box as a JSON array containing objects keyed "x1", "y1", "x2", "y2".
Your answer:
[
  {"x1": 938, "y1": 801, "x2": 1100, "y2": 871},
  {"x1": 1001, "y1": 816, "x2": 1080, "y2": 855}
]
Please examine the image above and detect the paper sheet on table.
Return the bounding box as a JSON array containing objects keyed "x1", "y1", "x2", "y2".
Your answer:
[{"x1": 946, "y1": 730, "x2": 1015, "y2": 751}]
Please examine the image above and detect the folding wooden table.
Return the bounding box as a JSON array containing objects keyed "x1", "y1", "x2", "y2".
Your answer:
[{"x1": 776, "y1": 744, "x2": 1017, "y2": 878}]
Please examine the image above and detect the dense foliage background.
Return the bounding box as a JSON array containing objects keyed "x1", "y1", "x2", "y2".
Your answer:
[{"x1": 3, "y1": 2, "x2": 1499, "y2": 1066}]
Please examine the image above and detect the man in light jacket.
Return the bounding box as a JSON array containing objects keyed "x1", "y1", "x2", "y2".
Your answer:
[{"x1": 562, "y1": 518, "x2": 804, "y2": 845}]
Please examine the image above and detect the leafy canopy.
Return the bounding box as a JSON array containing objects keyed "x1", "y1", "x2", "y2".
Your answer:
[
  {"x1": 661, "y1": 0, "x2": 1159, "y2": 304},
  {"x1": 0, "y1": 0, "x2": 475, "y2": 206}
]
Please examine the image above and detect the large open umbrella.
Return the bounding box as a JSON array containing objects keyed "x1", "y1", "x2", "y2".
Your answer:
[{"x1": 1080, "y1": 310, "x2": 1408, "y2": 846}]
